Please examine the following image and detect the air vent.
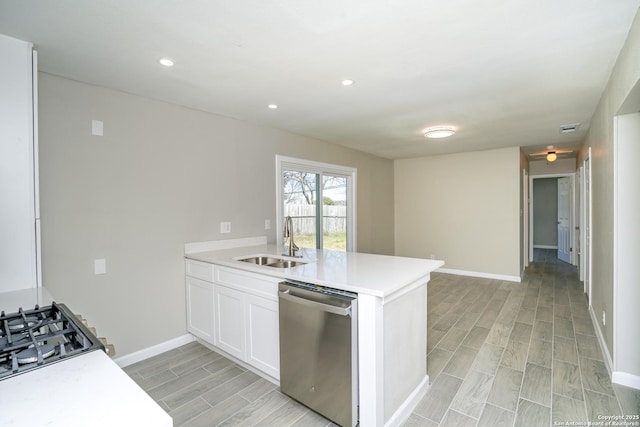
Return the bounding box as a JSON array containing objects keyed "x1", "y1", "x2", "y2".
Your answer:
[{"x1": 560, "y1": 123, "x2": 580, "y2": 133}]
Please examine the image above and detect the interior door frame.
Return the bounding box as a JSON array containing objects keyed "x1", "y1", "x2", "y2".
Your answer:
[
  {"x1": 523, "y1": 169, "x2": 529, "y2": 272},
  {"x1": 581, "y1": 149, "x2": 592, "y2": 298},
  {"x1": 529, "y1": 172, "x2": 576, "y2": 263}
]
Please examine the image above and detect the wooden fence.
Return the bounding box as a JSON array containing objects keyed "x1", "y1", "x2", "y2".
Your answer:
[{"x1": 284, "y1": 205, "x2": 346, "y2": 235}]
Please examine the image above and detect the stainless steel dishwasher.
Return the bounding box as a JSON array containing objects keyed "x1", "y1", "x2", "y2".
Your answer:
[{"x1": 278, "y1": 280, "x2": 358, "y2": 427}]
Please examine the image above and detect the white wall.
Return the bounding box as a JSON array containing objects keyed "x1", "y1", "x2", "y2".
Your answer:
[
  {"x1": 394, "y1": 147, "x2": 521, "y2": 279},
  {"x1": 578, "y1": 10, "x2": 640, "y2": 378},
  {"x1": 529, "y1": 158, "x2": 576, "y2": 175},
  {"x1": 37, "y1": 73, "x2": 395, "y2": 356}
]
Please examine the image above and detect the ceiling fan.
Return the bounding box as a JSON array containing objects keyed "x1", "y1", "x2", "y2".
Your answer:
[{"x1": 528, "y1": 149, "x2": 574, "y2": 163}]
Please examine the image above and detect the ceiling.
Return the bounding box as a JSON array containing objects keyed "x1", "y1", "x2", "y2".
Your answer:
[{"x1": 1, "y1": 0, "x2": 638, "y2": 160}]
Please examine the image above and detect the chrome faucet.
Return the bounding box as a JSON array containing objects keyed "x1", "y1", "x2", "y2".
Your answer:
[{"x1": 283, "y1": 216, "x2": 299, "y2": 257}]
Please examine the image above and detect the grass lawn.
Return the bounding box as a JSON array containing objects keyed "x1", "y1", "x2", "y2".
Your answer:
[{"x1": 295, "y1": 232, "x2": 346, "y2": 251}]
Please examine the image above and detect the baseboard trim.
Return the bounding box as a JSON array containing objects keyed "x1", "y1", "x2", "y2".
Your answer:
[
  {"x1": 113, "y1": 334, "x2": 195, "y2": 368},
  {"x1": 588, "y1": 305, "x2": 614, "y2": 376},
  {"x1": 436, "y1": 268, "x2": 521, "y2": 283},
  {"x1": 533, "y1": 245, "x2": 558, "y2": 249},
  {"x1": 385, "y1": 375, "x2": 430, "y2": 427},
  {"x1": 612, "y1": 371, "x2": 640, "y2": 390}
]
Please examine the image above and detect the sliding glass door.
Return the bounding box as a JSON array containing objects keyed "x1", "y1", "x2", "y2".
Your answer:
[{"x1": 277, "y1": 156, "x2": 356, "y2": 252}]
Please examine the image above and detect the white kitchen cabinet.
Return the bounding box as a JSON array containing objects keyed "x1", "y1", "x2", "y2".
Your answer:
[
  {"x1": 213, "y1": 284, "x2": 246, "y2": 360},
  {"x1": 185, "y1": 259, "x2": 215, "y2": 343},
  {"x1": 185, "y1": 276, "x2": 214, "y2": 343},
  {"x1": 0, "y1": 34, "x2": 40, "y2": 292},
  {"x1": 245, "y1": 294, "x2": 280, "y2": 378},
  {"x1": 185, "y1": 259, "x2": 281, "y2": 379}
]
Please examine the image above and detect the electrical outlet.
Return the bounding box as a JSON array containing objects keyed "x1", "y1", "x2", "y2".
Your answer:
[
  {"x1": 220, "y1": 221, "x2": 231, "y2": 234},
  {"x1": 602, "y1": 310, "x2": 606, "y2": 326},
  {"x1": 265, "y1": 219, "x2": 271, "y2": 230},
  {"x1": 430, "y1": 254, "x2": 435, "y2": 260}
]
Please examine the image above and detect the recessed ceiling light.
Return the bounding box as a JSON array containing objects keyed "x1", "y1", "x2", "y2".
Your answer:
[
  {"x1": 424, "y1": 126, "x2": 456, "y2": 139},
  {"x1": 268, "y1": 104, "x2": 278, "y2": 109},
  {"x1": 341, "y1": 79, "x2": 354, "y2": 86},
  {"x1": 159, "y1": 58, "x2": 174, "y2": 67}
]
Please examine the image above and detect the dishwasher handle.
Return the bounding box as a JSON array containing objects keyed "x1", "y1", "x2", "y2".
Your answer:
[{"x1": 279, "y1": 289, "x2": 352, "y2": 317}]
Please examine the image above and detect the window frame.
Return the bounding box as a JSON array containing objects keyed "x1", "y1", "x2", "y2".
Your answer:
[{"x1": 275, "y1": 155, "x2": 357, "y2": 252}]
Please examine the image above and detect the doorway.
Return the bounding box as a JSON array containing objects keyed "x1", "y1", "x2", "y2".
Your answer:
[{"x1": 529, "y1": 173, "x2": 576, "y2": 265}]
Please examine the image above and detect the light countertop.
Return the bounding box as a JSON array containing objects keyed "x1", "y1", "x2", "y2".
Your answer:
[
  {"x1": 0, "y1": 286, "x2": 54, "y2": 314},
  {"x1": 0, "y1": 350, "x2": 172, "y2": 427},
  {"x1": 185, "y1": 237, "x2": 444, "y2": 298}
]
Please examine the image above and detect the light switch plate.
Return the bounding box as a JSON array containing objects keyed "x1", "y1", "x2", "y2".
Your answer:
[
  {"x1": 265, "y1": 219, "x2": 271, "y2": 230},
  {"x1": 91, "y1": 120, "x2": 104, "y2": 136},
  {"x1": 220, "y1": 222, "x2": 231, "y2": 234},
  {"x1": 94, "y1": 258, "x2": 106, "y2": 275}
]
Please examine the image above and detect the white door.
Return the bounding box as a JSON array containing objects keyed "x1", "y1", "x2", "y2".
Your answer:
[
  {"x1": 186, "y1": 276, "x2": 215, "y2": 343},
  {"x1": 557, "y1": 177, "x2": 571, "y2": 263},
  {"x1": 214, "y1": 285, "x2": 246, "y2": 360},
  {"x1": 245, "y1": 295, "x2": 280, "y2": 378}
]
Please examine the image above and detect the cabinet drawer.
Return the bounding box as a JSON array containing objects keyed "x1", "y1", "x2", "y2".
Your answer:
[
  {"x1": 215, "y1": 266, "x2": 279, "y2": 300},
  {"x1": 185, "y1": 259, "x2": 215, "y2": 282}
]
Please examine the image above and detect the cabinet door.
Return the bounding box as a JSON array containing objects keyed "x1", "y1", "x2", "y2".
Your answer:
[
  {"x1": 245, "y1": 294, "x2": 280, "y2": 379},
  {"x1": 186, "y1": 276, "x2": 214, "y2": 343},
  {"x1": 214, "y1": 285, "x2": 246, "y2": 360}
]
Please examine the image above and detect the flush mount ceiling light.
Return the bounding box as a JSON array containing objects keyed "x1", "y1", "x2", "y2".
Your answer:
[
  {"x1": 268, "y1": 104, "x2": 278, "y2": 109},
  {"x1": 424, "y1": 126, "x2": 456, "y2": 139},
  {"x1": 341, "y1": 79, "x2": 354, "y2": 86},
  {"x1": 159, "y1": 57, "x2": 174, "y2": 67},
  {"x1": 546, "y1": 151, "x2": 557, "y2": 162}
]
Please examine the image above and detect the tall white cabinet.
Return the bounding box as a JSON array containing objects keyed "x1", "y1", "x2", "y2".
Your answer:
[{"x1": 0, "y1": 34, "x2": 40, "y2": 293}]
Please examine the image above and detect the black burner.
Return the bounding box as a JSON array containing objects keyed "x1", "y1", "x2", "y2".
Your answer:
[{"x1": 0, "y1": 302, "x2": 104, "y2": 380}]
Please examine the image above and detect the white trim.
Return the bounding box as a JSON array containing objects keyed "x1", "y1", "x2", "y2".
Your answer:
[
  {"x1": 612, "y1": 371, "x2": 640, "y2": 390},
  {"x1": 384, "y1": 375, "x2": 430, "y2": 427},
  {"x1": 436, "y1": 268, "x2": 521, "y2": 283},
  {"x1": 275, "y1": 155, "x2": 357, "y2": 252},
  {"x1": 185, "y1": 236, "x2": 266, "y2": 254},
  {"x1": 113, "y1": 334, "x2": 195, "y2": 368},
  {"x1": 533, "y1": 245, "x2": 558, "y2": 249},
  {"x1": 589, "y1": 305, "x2": 614, "y2": 376}
]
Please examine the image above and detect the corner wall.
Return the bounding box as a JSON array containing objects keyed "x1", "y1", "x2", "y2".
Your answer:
[
  {"x1": 394, "y1": 147, "x2": 521, "y2": 280},
  {"x1": 578, "y1": 9, "x2": 640, "y2": 381}
]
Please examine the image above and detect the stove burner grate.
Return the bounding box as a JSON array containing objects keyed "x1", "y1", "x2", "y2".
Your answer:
[{"x1": 0, "y1": 302, "x2": 104, "y2": 380}]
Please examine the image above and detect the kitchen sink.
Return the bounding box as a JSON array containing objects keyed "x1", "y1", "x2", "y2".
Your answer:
[{"x1": 236, "y1": 255, "x2": 310, "y2": 268}]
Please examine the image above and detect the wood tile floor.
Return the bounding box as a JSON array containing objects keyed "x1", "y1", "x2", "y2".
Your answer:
[{"x1": 125, "y1": 249, "x2": 640, "y2": 426}]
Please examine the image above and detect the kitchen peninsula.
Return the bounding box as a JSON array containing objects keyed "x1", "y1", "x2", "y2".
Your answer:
[{"x1": 184, "y1": 237, "x2": 443, "y2": 427}]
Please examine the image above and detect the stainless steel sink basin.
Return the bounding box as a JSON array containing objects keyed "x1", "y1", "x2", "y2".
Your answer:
[
  {"x1": 236, "y1": 255, "x2": 310, "y2": 268},
  {"x1": 238, "y1": 256, "x2": 282, "y2": 266},
  {"x1": 264, "y1": 260, "x2": 308, "y2": 268}
]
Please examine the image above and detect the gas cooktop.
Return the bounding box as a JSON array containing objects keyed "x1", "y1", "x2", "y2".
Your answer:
[{"x1": 0, "y1": 302, "x2": 104, "y2": 380}]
